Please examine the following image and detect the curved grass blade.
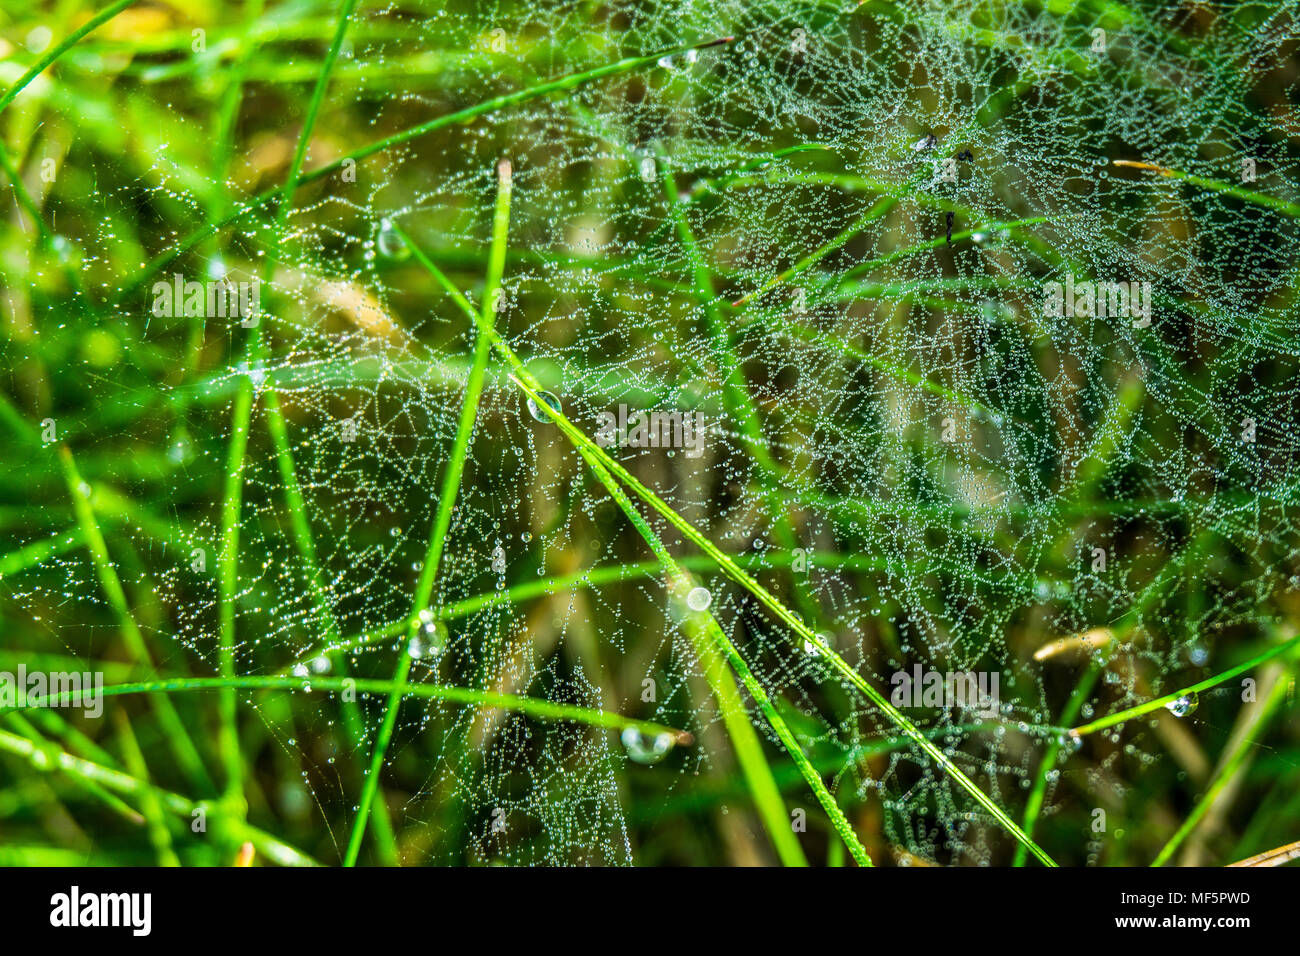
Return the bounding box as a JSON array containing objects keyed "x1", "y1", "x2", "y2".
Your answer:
[
  {"x1": 0, "y1": 728, "x2": 317, "y2": 867},
  {"x1": 115, "y1": 36, "x2": 735, "y2": 304},
  {"x1": 566, "y1": 409, "x2": 863, "y2": 866},
  {"x1": 1113, "y1": 159, "x2": 1300, "y2": 218},
  {"x1": 0, "y1": 677, "x2": 689, "y2": 745},
  {"x1": 1152, "y1": 662, "x2": 1296, "y2": 866},
  {"x1": 397, "y1": 221, "x2": 850, "y2": 866},
  {"x1": 343, "y1": 158, "x2": 512, "y2": 867},
  {"x1": 59, "y1": 447, "x2": 214, "y2": 795},
  {"x1": 0, "y1": 0, "x2": 138, "y2": 114},
  {"x1": 508, "y1": 373, "x2": 1057, "y2": 866},
  {"x1": 1069, "y1": 634, "x2": 1300, "y2": 737}
]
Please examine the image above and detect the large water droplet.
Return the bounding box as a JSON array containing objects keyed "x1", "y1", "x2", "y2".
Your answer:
[
  {"x1": 167, "y1": 426, "x2": 194, "y2": 464},
  {"x1": 408, "y1": 611, "x2": 448, "y2": 660},
  {"x1": 1165, "y1": 692, "x2": 1198, "y2": 718},
  {"x1": 686, "y1": 586, "x2": 712, "y2": 612},
  {"x1": 49, "y1": 234, "x2": 79, "y2": 265},
  {"x1": 621, "y1": 727, "x2": 674, "y2": 764},
  {"x1": 377, "y1": 218, "x2": 409, "y2": 261},
  {"x1": 526, "y1": 390, "x2": 562, "y2": 422}
]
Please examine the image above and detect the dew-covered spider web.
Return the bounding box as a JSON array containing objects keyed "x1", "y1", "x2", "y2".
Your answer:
[{"x1": 9, "y1": 0, "x2": 1300, "y2": 865}]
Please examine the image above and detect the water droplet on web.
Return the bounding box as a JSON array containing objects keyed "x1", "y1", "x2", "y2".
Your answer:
[
  {"x1": 657, "y1": 55, "x2": 675, "y2": 69},
  {"x1": 1165, "y1": 692, "x2": 1198, "y2": 718},
  {"x1": 407, "y1": 610, "x2": 447, "y2": 659},
  {"x1": 526, "y1": 390, "x2": 562, "y2": 422},
  {"x1": 167, "y1": 427, "x2": 194, "y2": 464},
  {"x1": 1062, "y1": 731, "x2": 1083, "y2": 753},
  {"x1": 377, "y1": 218, "x2": 409, "y2": 261},
  {"x1": 802, "y1": 635, "x2": 827, "y2": 658},
  {"x1": 621, "y1": 727, "x2": 674, "y2": 764},
  {"x1": 686, "y1": 586, "x2": 712, "y2": 611},
  {"x1": 49, "y1": 234, "x2": 78, "y2": 265},
  {"x1": 239, "y1": 361, "x2": 266, "y2": 386},
  {"x1": 1188, "y1": 643, "x2": 1208, "y2": 666},
  {"x1": 520, "y1": 531, "x2": 532, "y2": 543}
]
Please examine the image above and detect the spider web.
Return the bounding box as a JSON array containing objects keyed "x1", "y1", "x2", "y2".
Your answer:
[{"x1": 8, "y1": 0, "x2": 1300, "y2": 865}]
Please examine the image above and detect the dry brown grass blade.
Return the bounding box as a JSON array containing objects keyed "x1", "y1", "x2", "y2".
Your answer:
[{"x1": 1227, "y1": 838, "x2": 1300, "y2": 868}]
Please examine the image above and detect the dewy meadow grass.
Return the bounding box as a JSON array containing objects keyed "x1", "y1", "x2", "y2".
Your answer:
[{"x1": 0, "y1": 0, "x2": 1299, "y2": 883}]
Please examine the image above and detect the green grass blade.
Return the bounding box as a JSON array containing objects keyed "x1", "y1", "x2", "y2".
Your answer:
[
  {"x1": 0, "y1": 728, "x2": 318, "y2": 866},
  {"x1": 115, "y1": 36, "x2": 734, "y2": 304},
  {"x1": 58, "y1": 447, "x2": 214, "y2": 795},
  {"x1": 0, "y1": 0, "x2": 138, "y2": 115},
  {"x1": 1069, "y1": 634, "x2": 1300, "y2": 738},
  {"x1": 113, "y1": 710, "x2": 180, "y2": 867},
  {"x1": 216, "y1": 381, "x2": 253, "y2": 807},
  {"x1": 577, "y1": 448, "x2": 859, "y2": 865},
  {"x1": 344, "y1": 158, "x2": 512, "y2": 867},
  {"x1": 507, "y1": 373, "x2": 1057, "y2": 866},
  {"x1": 398, "y1": 217, "x2": 850, "y2": 865},
  {"x1": 1012, "y1": 657, "x2": 1106, "y2": 866},
  {"x1": 0, "y1": 527, "x2": 85, "y2": 578},
  {"x1": 1113, "y1": 159, "x2": 1300, "y2": 218},
  {"x1": 1151, "y1": 662, "x2": 1295, "y2": 867},
  {"x1": 0, "y1": 677, "x2": 690, "y2": 744},
  {"x1": 4, "y1": 713, "x2": 144, "y2": 826}
]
